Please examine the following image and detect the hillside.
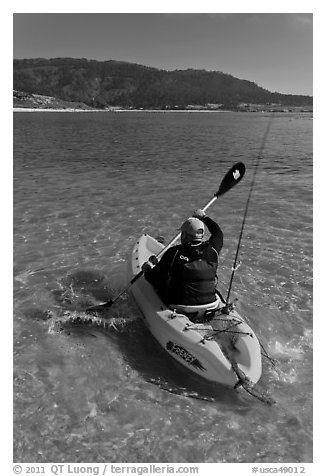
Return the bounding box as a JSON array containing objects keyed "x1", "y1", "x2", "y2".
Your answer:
[
  {"x1": 13, "y1": 57, "x2": 313, "y2": 111},
  {"x1": 13, "y1": 90, "x2": 93, "y2": 110}
]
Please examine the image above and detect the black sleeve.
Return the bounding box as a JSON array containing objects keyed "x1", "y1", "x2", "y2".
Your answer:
[
  {"x1": 202, "y1": 216, "x2": 223, "y2": 254},
  {"x1": 143, "y1": 246, "x2": 178, "y2": 289}
]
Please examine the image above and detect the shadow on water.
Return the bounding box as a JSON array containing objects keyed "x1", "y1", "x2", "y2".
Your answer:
[
  {"x1": 53, "y1": 269, "x2": 116, "y2": 310},
  {"x1": 111, "y1": 317, "x2": 254, "y2": 411},
  {"x1": 57, "y1": 299, "x2": 253, "y2": 411},
  {"x1": 19, "y1": 267, "x2": 257, "y2": 412},
  {"x1": 23, "y1": 307, "x2": 54, "y2": 322},
  {"x1": 21, "y1": 269, "x2": 116, "y2": 322}
]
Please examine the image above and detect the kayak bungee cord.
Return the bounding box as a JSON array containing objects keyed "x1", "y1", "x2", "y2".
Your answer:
[{"x1": 225, "y1": 114, "x2": 275, "y2": 309}]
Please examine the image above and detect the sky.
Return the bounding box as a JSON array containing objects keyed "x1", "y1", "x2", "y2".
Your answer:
[{"x1": 12, "y1": 10, "x2": 313, "y2": 96}]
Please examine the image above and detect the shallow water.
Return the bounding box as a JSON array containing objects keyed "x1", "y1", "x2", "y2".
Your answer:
[{"x1": 13, "y1": 111, "x2": 312, "y2": 463}]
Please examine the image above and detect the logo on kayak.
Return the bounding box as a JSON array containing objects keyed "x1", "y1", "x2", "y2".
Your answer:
[
  {"x1": 166, "y1": 341, "x2": 206, "y2": 371},
  {"x1": 233, "y1": 169, "x2": 241, "y2": 180}
]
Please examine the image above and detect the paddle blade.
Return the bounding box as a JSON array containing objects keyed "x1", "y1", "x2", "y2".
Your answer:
[
  {"x1": 85, "y1": 299, "x2": 114, "y2": 313},
  {"x1": 215, "y1": 162, "x2": 246, "y2": 198}
]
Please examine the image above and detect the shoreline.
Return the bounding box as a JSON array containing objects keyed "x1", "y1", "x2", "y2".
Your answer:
[
  {"x1": 13, "y1": 107, "x2": 100, "y2": 113},
  {"x1": 13, "y1": 107, "x2": 233, "y2": 113},
  {"x1": 13, "y1": 108, "x2": 312, "y2": 114}
]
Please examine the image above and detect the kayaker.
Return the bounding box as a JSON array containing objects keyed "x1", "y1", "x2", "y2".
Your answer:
[{"x1": 142, "y1": 209, "x2": 223, "y2": 310}]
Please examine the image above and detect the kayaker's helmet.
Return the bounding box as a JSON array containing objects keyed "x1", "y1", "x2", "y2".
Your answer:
[{"x1": 180, "y1": 217, "x2": 204, "y2": 243}]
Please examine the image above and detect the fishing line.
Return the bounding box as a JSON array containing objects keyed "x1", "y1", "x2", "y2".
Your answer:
[{"x1": 225, "y1": 114, "x2": 275, "y2": 306}]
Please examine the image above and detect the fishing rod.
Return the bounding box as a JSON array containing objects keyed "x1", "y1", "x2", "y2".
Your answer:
[{"x1": 225, "y1": 114, "x2": 274, "y2": 308}]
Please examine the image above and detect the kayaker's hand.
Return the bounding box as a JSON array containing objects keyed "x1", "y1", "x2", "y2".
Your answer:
[
  {"x1": 193, "y1": 208, "x2": 207, "y2": 220},
  {"x1": 142, "y1": 255, "x2": 158, "y2": 272},
  {"x1": 142, "y1": 262, "x2": 152, "y2": 273},
  {"x1": 148, "y1": 255, "x2": 158, "y2": 266}
]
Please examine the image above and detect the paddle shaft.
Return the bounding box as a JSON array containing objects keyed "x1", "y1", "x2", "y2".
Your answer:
[
  {"x1": 87, "y1": 195, "x2": 218, "y2": 311},
  {"x1": 85, "y1": 162, "x2": 245, "y2": 313}
]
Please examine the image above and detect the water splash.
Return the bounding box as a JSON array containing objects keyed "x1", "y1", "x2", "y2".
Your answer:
[
  {"x1": 271, "y1": 340, "x2": 305, "y2": 361},
  {"x1": 267, "y1": 336, "x2": 309, "y2": 385},
  {"x1": 48, "y1": 308, "x2": 134, "y2": 335}
]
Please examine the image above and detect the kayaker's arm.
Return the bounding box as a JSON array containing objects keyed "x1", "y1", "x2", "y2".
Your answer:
[
  {"x1": 142, "y1": 247, "x2": 177, "y2": 289},
  {"x1": 192, "y1": 209, "x2": 223, "y2": 254},
  {"x1": 202, "y1": 215, "x2": 223, "y2": 253},
  {"x1": 192, "y1": 208, "x2": 223, "y2": 253}
]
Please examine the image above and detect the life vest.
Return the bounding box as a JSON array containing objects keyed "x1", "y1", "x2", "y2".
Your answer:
[{"x1": 168, "y1": 242, "x2": 218, "y2": 305}]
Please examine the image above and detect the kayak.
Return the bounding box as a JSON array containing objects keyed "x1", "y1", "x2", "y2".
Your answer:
[{"x1": 128, "y1": 233, "x2": 262, "y2": 387}]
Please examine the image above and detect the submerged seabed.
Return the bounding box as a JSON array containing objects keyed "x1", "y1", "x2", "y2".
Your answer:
[{"x1": 13, "y1": 111, "x2": 313, "y2": 463}]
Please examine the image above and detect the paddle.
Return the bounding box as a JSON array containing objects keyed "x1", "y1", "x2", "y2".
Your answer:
[{"x1": 85, "y1": 162, "x2": 246, "y2": 313}]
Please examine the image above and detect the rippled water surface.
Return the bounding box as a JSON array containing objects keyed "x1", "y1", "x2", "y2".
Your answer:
[{"x1": 13, "y1": 111, "x2": 313, "y2": 463}]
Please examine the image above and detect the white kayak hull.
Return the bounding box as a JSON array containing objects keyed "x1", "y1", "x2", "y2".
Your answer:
[{"x1": 128, "y1": 234, "x2": 262, "y2": 387}]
